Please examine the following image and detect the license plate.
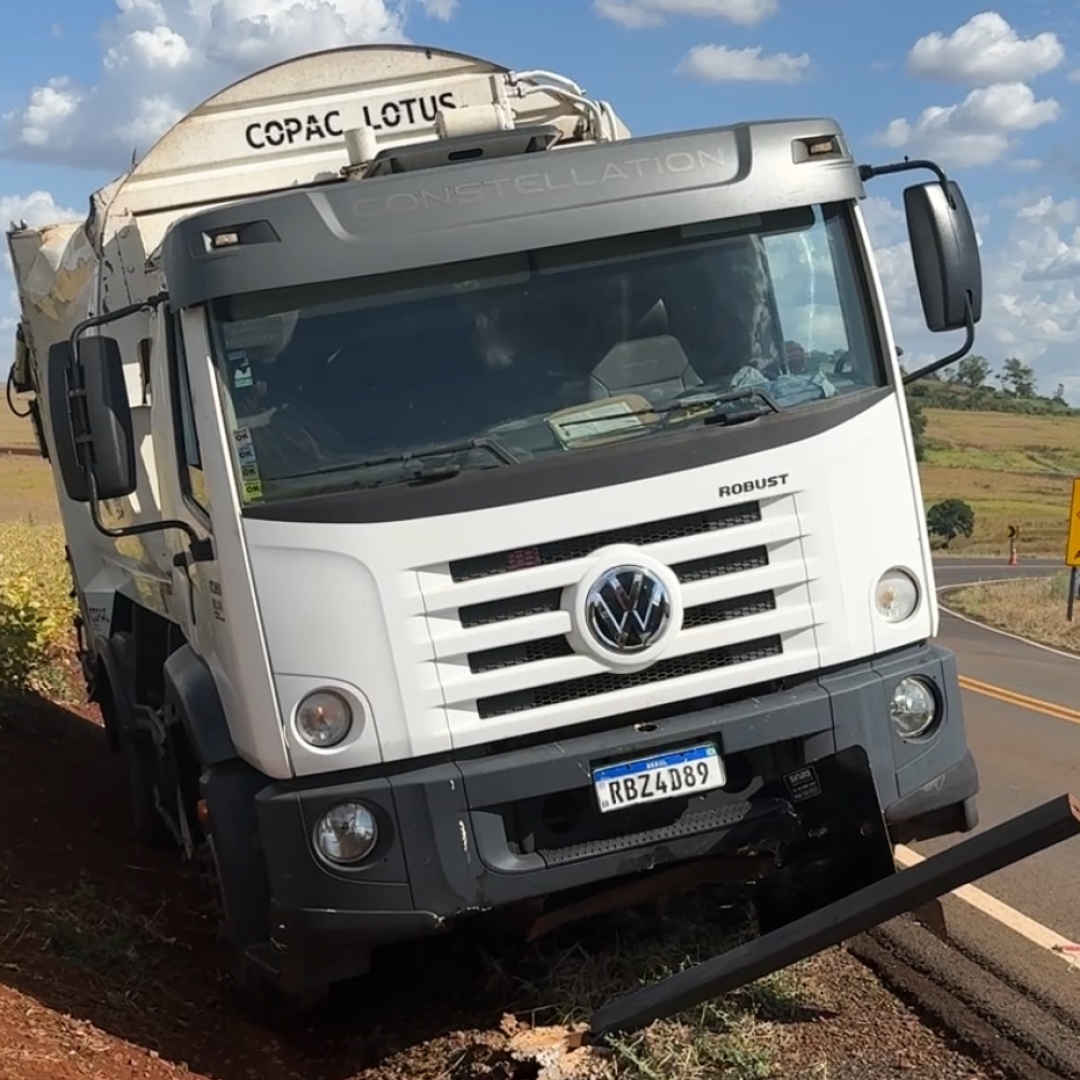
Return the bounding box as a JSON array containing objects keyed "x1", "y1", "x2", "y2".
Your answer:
[{"x1": 592, "y1": 743, "x2": 726, "y2": 813}]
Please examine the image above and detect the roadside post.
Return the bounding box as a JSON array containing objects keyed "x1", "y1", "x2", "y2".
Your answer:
[
  {"x1": 1008, "y1": 524, "x2": 1019, "y2": 567},
  {"x1": 1067, "y1": 480, "x2": 1080, "y2": 622}
]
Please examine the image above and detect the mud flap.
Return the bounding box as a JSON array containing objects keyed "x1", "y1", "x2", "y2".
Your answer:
[{"x1": 590, "y1": 793, "x2": 1080, "y2": 1037}]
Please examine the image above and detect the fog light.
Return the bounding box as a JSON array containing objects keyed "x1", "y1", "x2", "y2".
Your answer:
[
  {"x1": 296, "y1": 690, "x2": 352, "y2": 748},
  {"x1": 314, "y1": 802, "x2": 378, "y2": 865},
  {"x1": 875, "y1": 568, "x2": 920, "y2": 623},
  {"x1": 890, "y1": 677, "x2": 938, "y2": 739}
]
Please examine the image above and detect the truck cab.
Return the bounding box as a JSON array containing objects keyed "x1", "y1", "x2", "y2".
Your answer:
[{"x1": 8, "y1": 43, "x2": 984, "y2": 1019}]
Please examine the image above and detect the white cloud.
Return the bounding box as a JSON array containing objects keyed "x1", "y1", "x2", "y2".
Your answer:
[
  {"x1": 864, "y1": 190, "x2": 1080, "y2": 399},
  {"x1": 1, "y1": 192, "x2": 82, "y2": 373},
  {"x1": 418, "y1": 0, "x2": 458, "y2": 17},
  {"x1": 677, "y1": 44, "x2": 809, "y2": 83},
  {"x1": 907, "y1": 12, "x2": 1064, "y2": 85},
  {"x1": 14, "y1": 78, "x2": 82, "y2": 149},
  {"x1": 106, "y1": 25, "x2": 194, "y2": 70},
  {"x1": 595, "y1": 0, "x2": 777, "y2": 30},
  {"x1": 2, "y1": 0, "x2": 437, "y2": 169},
  {"x1": 871, "y1": 82, "x2": 1060, "y2": 168},
  {"x1": 1, "y1": 191, "x2": 81, "y2": 233}
]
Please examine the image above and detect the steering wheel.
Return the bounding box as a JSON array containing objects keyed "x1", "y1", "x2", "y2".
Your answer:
[{"x1": 833, "y1": 352, "x2": 854, "y2": 376}]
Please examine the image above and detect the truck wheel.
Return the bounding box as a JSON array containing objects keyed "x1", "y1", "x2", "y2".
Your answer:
[
  {"x1": 120, "y1": 728, "x2": 177, "y2": 851},
  {"x1": 231, "y1": 955, "x2": 325, "y2": 1028}
]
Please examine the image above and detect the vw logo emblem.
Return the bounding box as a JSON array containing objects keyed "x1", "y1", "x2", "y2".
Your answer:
[{"x1": 585, "y1": 565, "x2": 672, "y2": 653}]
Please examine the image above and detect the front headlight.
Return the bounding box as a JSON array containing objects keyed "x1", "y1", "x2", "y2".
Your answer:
[
  {"x1": 295, "y1": 690, "x2": 353, "y2": 748},
  {"x1": 890, "y1": 677, "x2": 939, "y2": 739},
  {"x1": 875, "y1": 568, "x2": 920, "y2": 623},
  {"x1": 314, "y1": 802, "x2": 379, "y2": 865}
]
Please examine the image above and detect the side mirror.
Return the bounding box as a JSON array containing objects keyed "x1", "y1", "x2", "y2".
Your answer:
[
  {"x1": 78, "y1": 336, "x2": 137, "y2": 500},
  {"x1": 904, "y1": 180, "x2": 983, "y2": 334},
  {"x1": 45, "y1": 337, "x2": 136, "y2": 503},
  {"x1": 46, "y1": 342, "x2": 91, "y2": 502},
  {"x1": 11, "y1": 322, "x2": 33, "y2": 394}
]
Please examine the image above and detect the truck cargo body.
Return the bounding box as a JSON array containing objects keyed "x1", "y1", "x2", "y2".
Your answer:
[{"x1": 7, "y1": 45, "x2": 982, "y2": 1008}]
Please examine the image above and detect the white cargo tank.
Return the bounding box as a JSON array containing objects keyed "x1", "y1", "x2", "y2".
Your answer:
[{"x1": 7, "y1": 44, "x2": 631, "y2": 640}]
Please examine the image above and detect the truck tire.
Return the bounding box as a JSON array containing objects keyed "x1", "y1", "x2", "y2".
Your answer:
[
  {"x1": 120, "y1": 727, "x2": 177, "y2": 851},
  {"x1": 231, "y1": 955, "x2": 324, "y2": 1028}
]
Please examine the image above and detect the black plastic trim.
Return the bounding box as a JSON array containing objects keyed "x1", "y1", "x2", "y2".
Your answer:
[
  {"x1": 162, "y1": 644, "x2": 239, "y2": 767},
  {"x1": 243, "y1": 386, "x2": 890, "y2": 523}
]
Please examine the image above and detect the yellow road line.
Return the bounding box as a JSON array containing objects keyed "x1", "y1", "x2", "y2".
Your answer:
[{"x1": 958, "y1": 675, "x2": 1080, "y2": 726}]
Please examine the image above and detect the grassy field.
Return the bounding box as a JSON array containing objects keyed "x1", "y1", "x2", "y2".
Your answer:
[
  {"x1": 0, "y1": 401, "x2": 58, "y2": 523},
  {"x1": 946, "y1": 572, "x2": 1080, "y2": 654},
  {"x1": 920, "y1": 407, "x2": 1080, "y2": 557}
]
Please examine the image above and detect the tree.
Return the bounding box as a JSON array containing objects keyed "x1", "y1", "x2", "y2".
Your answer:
[
  {"x1": 927, "y1": 499, "x2": 975, "y2": 547},
  {"x1": 1055, "y1": 383, "x2": 1066, "y2": 401},
  {"x1": 949, "y1": 355, "x2": 990, "y2": 389},
  {"x1": 906, "y1": 393, "x2": 928, "y2": 462},
  {"x1": 1001, "y1": 357, "x2": 1037, "y2": 398}
]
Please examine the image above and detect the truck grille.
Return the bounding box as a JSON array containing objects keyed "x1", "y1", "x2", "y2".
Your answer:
[
  {"x1": 477, "y1": 635, "x2": 784, "y2": 719},
  {"x1": 459, "y1": 547, "x2": 770, "y2": 629},
  {"x1": 449, "y1": 503, "x2": 762, "y2": 582},
  {"x1": 467, "y1": 589, "x2": 777, "y2": 675},
  {"x1": 416, "y1": 495, "x2": 815, "y2": 740}
]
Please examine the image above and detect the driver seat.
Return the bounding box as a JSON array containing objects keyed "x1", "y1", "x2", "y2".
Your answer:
[{"x1": 587, "y1": 299, "x2": 703, "y2": 404}]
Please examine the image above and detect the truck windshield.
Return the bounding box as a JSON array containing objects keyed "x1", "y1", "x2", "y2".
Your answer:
[{"x1": 207, "y1": 201, "x2": 885, "y2": 505}]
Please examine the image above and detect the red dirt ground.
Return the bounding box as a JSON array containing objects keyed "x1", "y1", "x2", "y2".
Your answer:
[{"x1": 0, "y1": 687, "x2": 1007, "y2": 1080}]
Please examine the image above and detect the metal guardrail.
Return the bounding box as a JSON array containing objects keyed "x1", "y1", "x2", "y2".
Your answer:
[{"x1": 591, "y1": 793, "x2": 1080, "y2": 1037}]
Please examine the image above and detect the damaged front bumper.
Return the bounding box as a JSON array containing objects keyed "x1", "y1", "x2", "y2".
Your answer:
[
  {"x1": 241, "y1": 643, "x2": 978, "y2": 991},
  {"x1": 590, "y1": 792, "x2": 1080, "y2": 1036}
]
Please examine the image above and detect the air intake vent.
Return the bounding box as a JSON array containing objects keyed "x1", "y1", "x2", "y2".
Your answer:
[
  {"x1": 476, "y1": 635, "x2": 783, "y2": 718},
  {"x1": 450, "y1": 503, "x2": 762, "y2": 583}
]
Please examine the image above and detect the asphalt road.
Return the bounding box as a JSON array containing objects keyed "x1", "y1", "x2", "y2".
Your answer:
[{"x1": 918, "y1": 555, "x2": 1080, "y2": 942}]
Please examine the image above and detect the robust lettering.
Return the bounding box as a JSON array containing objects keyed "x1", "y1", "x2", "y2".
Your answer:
[{"x1": 718, "y1": 474, "x2": 790, "y2": 499}]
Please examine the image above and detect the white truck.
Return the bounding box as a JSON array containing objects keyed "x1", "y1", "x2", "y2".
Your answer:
[{"x1": 8, "y1": 43, "x2": 991, "y2": 1021}]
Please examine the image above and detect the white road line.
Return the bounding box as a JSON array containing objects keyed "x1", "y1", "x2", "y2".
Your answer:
[
  {"x1": 936, "y1": 586, "x2": 1080, "y2": 664},
  {"x1": 893, "y1": 844, "x2": 1080, "y2": 971},
  {"x1": 911, "y1": 573, "x2": 1080, "y2": 967}
]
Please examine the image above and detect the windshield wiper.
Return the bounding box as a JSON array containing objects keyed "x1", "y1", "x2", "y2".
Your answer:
[
  {"x1": 557, "y1": 386, "x2": 782, "y2": 433},
  {"x1": 277, "y1": 435, "x2": 518, "y2": 487},
  {"x1": 691, "y1": 386, "x2": 781, "y2": 424}
]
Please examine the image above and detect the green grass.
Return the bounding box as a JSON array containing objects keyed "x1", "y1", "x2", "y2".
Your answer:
[
  {"x1": 0, "y1": 401, "x2": 39, "y2": 450},
  {"x1": 918, "y1": 407, "x2": 1080, "y2": 556},
  {"x1": 489, "y1": 888, "x2": 807, "y2": 1079},
  {"x1": 946, "y1": 572, "x2": 1080, "y2": 654}
]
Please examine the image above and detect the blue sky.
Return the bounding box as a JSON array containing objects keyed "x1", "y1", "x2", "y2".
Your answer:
[{"x1": 4, "y1": 1, "x2": 1080, "y2": 399}]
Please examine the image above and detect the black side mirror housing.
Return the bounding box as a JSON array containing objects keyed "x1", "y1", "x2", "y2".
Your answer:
[
  {"x1": 46, "y1": 342, "x2": 91, "y2": 502},
  {"x1": 904, "y1": 180, "x2": 983, "y2": 333},
  {"x1": 77, "y1": 336, "x2": 137, "y2": 501}
]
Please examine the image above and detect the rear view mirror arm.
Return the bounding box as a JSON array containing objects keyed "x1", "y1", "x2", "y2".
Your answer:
[
  {"x1": 66, "y1": 294, "x2": 215, "y2": 571},
  {"x1": 901, "y1": 295, "x2": 976, "y2": 385},
  {"x1": 67, "y1": 292, "x2": 169, "y2": 358},
  {"x1": 859, "y1": 156, "x2": 978, "y2": 384},
  {"x1": 859, "y1": 158, "x2": 952, "y2": 199}
]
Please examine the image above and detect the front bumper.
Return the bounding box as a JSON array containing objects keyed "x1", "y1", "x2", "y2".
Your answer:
[{"x1": 240, "y1": 642, "x2": 977, "y2": 985}]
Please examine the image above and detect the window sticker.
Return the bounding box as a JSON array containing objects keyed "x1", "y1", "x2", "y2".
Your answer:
[
  {"x1": 232, "y1": 426, "x2": 264, "y2": 502},
  {"x1": 229, "y1": 349, "x2": 254, "y2": 389}
]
